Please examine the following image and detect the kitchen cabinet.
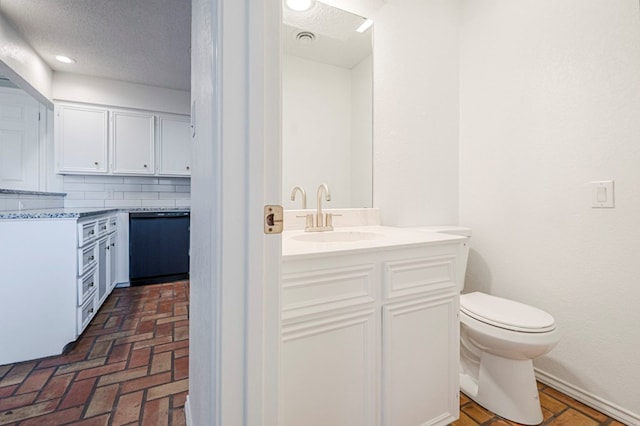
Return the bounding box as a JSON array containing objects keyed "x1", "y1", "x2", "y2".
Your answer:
[
  {"x1": 111, "y1": 110, "x2": 155, "y2": 175},
  {"x1": 56, "y1": 103, "x2": 108, "y2": 174},
  {"x1": 0, "y1": 88, "x2": 41, "y2": 190},
  {"x1": 55, "y1": 102, "x2": 190, "y2": 177},
  {"x1": 0, "y1": 211, "x2": 119, "y2": 365},
  {"x1": 281, "y1": 241, "x2": 460, "y2": 426},
  {"x1": 158, "y1": 115, "x2": 191, "y2": 176}
]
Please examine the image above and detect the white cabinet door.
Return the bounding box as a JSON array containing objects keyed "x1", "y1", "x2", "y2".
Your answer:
[
  {"x1": 281, "y1": 308, "x2": 378, "y2": 426},
  {"x1": 56, "y1": 104, "x2": 108, "y2": 174},
  {"x1": 0, "y1": 88, "x2": 40, "y2": 190},
  {"x1": 158, "y1": 115, "x2": 191, "y2": 176},
  {"x1": 382, "y1": 293, "x2": 459, "y2": 426},
  {"x1": 111, "y1": 110, "x2": 155, "y2": 174},
  {"x1": 108, "y1": 232, "x2": 117, "y2": 291},
  {"x1": 97, "y1": 236, "x2": 109, "y2": 304}
]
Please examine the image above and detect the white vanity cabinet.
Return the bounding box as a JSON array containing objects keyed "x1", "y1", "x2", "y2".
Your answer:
[
  {"x1": 56, "y1": 104, "x2": 109, "y2": 174},
  {"x1": 0, "y1": 212, "x2": 118, "y2": 365},
  {"x1": 111, "y1": 110, "x2": 155, "y2": 175},
  {"x1": 157, "y1": 115, "x2": 191, "y2": 176},
  {"x1": 281, "y1": 238, "x2": 461, "y2": 426}
]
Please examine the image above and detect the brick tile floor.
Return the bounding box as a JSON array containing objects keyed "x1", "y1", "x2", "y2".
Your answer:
[
  {"x1": 451, "y1": 383, "x2": 625, "y2": 426},
  {"x1": 0, "y1": 279, "x2": 625, "y2": 425},
  {"x1": 0, "y1": 280, "x2": 188, "y2": 425}
]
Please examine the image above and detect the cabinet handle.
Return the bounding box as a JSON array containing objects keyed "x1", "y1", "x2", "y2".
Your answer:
[
  {"x1": 94, "y1": 161, "x2": 99, "y2": 166},
  {"x1": 89, "y1": 255, "x2": 95, "y2": 261},
  {"x1": 89, "y1": 308, "x2": 94, "y2": 314},
  {"x1": 143, "y1": 164, "x2": 148, "y2": 168},
  {"x1": 89, "y1": 230, "x2": 95, "y2": 235},
  {"x1": 89, "y1": 282, "x2": 94, "y2": 287},
  {"x1": 106, "y1": 246, "x2": 110, "y2": 250},
  {"x1": 186, "y1": 166, "x2": 190, "y2": 170},
  {"x1": 101, "y1": 226, "x2": 107, "y2": 230},
  {"x1": 111, "y1": 243, "x2": 115, "y2": 247}
]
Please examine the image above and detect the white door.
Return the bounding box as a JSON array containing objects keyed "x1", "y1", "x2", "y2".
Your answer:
[
  {"x1": 188, "y1": 0, "x2": 281, "y2": 425},
  {"x1": 0, "y1": 87, "x2": 40, "y2": 190}
]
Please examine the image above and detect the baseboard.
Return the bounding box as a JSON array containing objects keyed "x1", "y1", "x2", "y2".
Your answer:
[
  {"x1": 535, "y1": 369, "x2": 639, "y2": 425},
  {"x1": 185, "y1": 395, "x2": 192, "y2": 426}
]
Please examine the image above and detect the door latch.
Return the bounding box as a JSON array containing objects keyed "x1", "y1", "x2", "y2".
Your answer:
[{"x1": 264, "y1": 205, "x2": 284, "y2": 234}]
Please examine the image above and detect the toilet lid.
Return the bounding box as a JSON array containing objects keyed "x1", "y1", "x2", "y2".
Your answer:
[{"x1": 460, "y1": 292, "x2": 556, "y2": 333}]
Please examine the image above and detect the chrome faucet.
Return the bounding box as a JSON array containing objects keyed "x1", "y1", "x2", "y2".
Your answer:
[
  {"x1": 305, "y1": 183, "x2": 333, "y2": 232},
  {"x1": 290, "y1": 185, "x2": 307, "y2": 209}
]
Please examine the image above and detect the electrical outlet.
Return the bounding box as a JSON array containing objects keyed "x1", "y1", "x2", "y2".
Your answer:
[{"x1": 591, "y1": 180, "x2": 614, "y2": 208}]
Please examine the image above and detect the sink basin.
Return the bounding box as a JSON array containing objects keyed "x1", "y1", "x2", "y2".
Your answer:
[{"x1": 292, "y1": 231, "x2": 383, "y2": 243}]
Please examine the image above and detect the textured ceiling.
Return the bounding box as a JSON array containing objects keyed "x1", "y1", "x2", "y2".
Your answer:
[
  {"x1": 0, "y1": 0, "x2": 191, "y2": 91},
  {"x1": 283, "y1": 1, "x2": 372, "y2": 69}
]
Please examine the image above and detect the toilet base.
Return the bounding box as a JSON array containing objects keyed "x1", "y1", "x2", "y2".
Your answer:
[{"x1": 460, "y1": 352, "x2": 543, "y2": 425}]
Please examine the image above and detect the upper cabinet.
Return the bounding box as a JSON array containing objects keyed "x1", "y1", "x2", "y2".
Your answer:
[
  {"x1": 55, "y1": 102, "x2": 190, "y2": 177},
  {"x1": 111, "y1": 110, "x2": 155, "y2": 175},
  {"x1": 56, "y1": 104, "x2": 109, "y2": 174},
  {"x1": 158, "y1": 115, "x2": 191, "y2": 176}
]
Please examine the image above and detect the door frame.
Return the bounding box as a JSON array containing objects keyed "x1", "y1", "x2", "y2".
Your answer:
[{"x1": 188, "y1": 0, "x2": 281, "y2": 424}]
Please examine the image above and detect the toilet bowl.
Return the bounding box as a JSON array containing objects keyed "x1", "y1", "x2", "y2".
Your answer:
[{"x1": 416, "y1": 227, "x2": 559, "y2": 425}]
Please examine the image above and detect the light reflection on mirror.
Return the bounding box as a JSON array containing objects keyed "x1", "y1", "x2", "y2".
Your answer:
[{"x1": 282, "y1": 0, "x2": 373, "y2": 209}]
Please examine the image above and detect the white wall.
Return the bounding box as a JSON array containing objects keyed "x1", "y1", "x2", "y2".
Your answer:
[
  {"x1": 459, "y1": 0, "x2": 640, "y2": 421},
  {"x1": 53, "y1": 72, "x2": 190, "y2": 115},
  {"x1": 282, "y1": 54, "x2": 352, "y2": 208},
  {"x1": 0, "y1": 12, "x2": 52, "y2": 106},
  {"x1": 373, "y1": 0, "x2": 460, "y2": 226}
]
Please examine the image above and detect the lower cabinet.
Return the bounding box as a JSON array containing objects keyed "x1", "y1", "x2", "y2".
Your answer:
[
  {"x1": 0, "y1": 212, "x2": 118, "y2": 365},
  {"x1": 281, "y1": 242, "x2": 461, "y2": 426}
]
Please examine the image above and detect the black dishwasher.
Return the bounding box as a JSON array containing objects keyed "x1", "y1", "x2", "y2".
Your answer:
[{"x1": 129, "y1": 211, "x2": 190, "y2": 285}]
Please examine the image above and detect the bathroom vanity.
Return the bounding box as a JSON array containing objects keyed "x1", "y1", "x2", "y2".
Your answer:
[{"x1": 281, "y1": 226, "x2": 466, "y2": 426}]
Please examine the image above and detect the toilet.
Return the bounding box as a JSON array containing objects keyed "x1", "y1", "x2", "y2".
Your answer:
[{"x1": 418, "y1": 226, "x2": 559, "y2": 425}]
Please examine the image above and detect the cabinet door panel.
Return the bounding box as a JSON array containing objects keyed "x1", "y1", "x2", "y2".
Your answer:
[
  {"x1": 57, "y1": 105, "x2": 108, "y2": 173},
  {"x1": 158, "y1": 116, "x2": 191, "y2": 176},
  {"x1": 382, "y1": 294, "x2": 459, "y2": 426},
  {"x1": 281, "y1": 309, "x2": 377, "y2": 426},
  {"x1": 112, "y1": 111, "x2": 155, "y2": 174}
]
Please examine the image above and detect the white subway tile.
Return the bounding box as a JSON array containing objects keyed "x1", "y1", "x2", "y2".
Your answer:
[
  {"x1": 158, "y1": 178, "x2": 190, "y2": 185},
  {"x1": 45, "y1": 199, "x2": 65, "y2": 208},
  {"x1": 105, "y1": 199, "x2": 142, "y2": 208},
  {"x1": 5, "y1": 200, "x2": 20, "y2": 210},
  {"x1": 85, "y1": 191, "x2": 115, "y2": 200},
  {"x1": 0, "y1": 199, "x2": 7, "y2": 211},
  {"x1": 140, "y1": 199, "x2": 177, "y2": 208},
  {"x1": 124, "y1": 177, "x2": 159, "y2": 184},
  {"x1": 159, "y1": 192, "x2": 190, "y2": 199},
  {"x1": 62, "y1": 175, "x2": 85, "y2": 183},
  {"x1": 64, "y1": 192, "x2": 85, "y2": 200},
  {"x1": 104, "y1": 184, "x2": 142, "y2": 192},
  {"x1": 175, "y1": 185, "x2": 191, "y2": 193},
  {"x1": 64, "y1": 199, "x2": 106, "y2": 208},
  {"x1": 112, "y1": 192, "x2": 124, "y2": 200},
  {"x1": 64, "y1": 182, "x2": 105, "y2": 192},
  {"x1": 124, "y1": 191, "x2": 159, "y2": 200},
  {"x1": 175, "y1": 199, "x2": 191, "y2": 208},
  {"x1": 21, "y1": 200, "x2": 48, "y2": 209},
  {"x1": 83, "y1": 175, "x2": 124, "y2": 184},
  {"x1": 141, "y1": 184, "x2": 176, "y2": 192}
]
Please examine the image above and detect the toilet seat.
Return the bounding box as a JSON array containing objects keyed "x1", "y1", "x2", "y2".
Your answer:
[{"x1": 460, "y1": 292, "x2": 556, "y2": 333}]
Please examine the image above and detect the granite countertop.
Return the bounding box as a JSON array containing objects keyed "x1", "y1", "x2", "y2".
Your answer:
[{"x1": 0, "y1": 207, "x2": 190, "y2": 220}]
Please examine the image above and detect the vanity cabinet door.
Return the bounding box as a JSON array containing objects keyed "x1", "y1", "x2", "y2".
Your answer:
[
  {"x1": 381, "y1": 292, "x2": 459, "y2": 426},
  {"x1": 281, "y1": 308, "x2": 378, "y2": 426}
]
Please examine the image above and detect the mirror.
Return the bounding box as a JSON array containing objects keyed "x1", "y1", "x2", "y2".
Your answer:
[{"x1": 282, "y1": 1, "x2": 373, "y2": 209}]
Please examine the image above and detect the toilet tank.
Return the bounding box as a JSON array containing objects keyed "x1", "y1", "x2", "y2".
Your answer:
[{"x1": 415, "y1": 226, "x2": 472, "y2": 291}]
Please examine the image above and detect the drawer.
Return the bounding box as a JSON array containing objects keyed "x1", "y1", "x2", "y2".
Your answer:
[
  {"x1": 78, "y1": 221, "x2": 98, "y2": 247},
  {"x1": 78, "y1": 267, "x2": 98, "y2": 305},
  {"x1": 77, "y1": 294, "x2": 97, "y2": 335},
  {"x1": 97, "y1": 218, "x2": 109, "y2": 237},
  {"x1": 78, "y1": 243, "x2": 98, "y2": 275},
  {"x1": 107, "y1": 216, "x2": 118, "y2": 233},
  {"x1": 383, "y1": 255, "x2": 457, "y2": 301}
]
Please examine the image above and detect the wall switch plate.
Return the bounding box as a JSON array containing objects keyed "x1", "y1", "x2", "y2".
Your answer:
[{"x1": 591, "y1": 180, "x2": 614, "y2": 208}]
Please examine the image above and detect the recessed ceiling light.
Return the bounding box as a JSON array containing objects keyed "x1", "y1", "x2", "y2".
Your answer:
[
  {"x1": 356, "y1": 19, "x2": 373, "y2": 33},
  {"x1": 55, "y1": 55, "x2": 76, "y2": 64},
  {"x1": 286, "y1": 0, "x2": 314, "y2": 12}
]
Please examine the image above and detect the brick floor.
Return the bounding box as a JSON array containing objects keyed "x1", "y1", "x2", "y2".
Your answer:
[
  {"x1": 0, "y1": 280, "x2": 188, "y2": 425},
  {"x1": 0, "y1": 279, "x2": 625, "y2": 425}
]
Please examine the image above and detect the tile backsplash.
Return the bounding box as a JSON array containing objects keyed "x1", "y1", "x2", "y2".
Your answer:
[
  {"x1": 0, "y1": 192, "x2": 65, "y2": 212},
  {"x1": 62, "y1": 175, "x2": 191, "y2": 209}
]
